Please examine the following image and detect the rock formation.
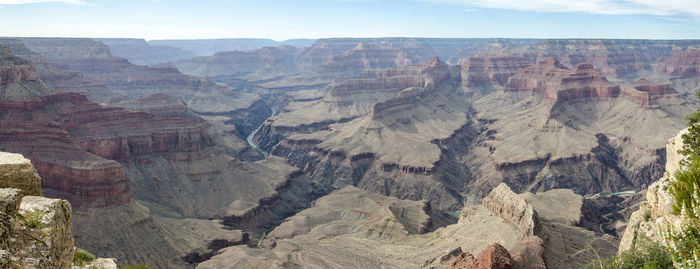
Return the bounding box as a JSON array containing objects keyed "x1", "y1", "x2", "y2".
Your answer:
[
  {"x1": 0, "y1": 152, "x2": 41, "y2": 196},
  {"x1": 619, "y1": 128, "x2": 687, "y2": 252}
]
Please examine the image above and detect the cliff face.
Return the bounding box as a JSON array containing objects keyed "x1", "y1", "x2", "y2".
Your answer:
[
  {"x1": 460, "y1": 56, "x2": 531, "y2": 88},
  {"x1": 660, "y1": 48, "x2": 700, "y2": 80},
  {"x1": 0, "y1": 44, "x2": 53, "y2": 101},
  {"x1": 0, "y1": 152, "x2": 74, "y2": 269},
  {"x1": 517, "y1": 39, "x2": 700, "y2": 81},
  {"x1": 619, "y1": 129, "x2": 687, "y2": 252}
]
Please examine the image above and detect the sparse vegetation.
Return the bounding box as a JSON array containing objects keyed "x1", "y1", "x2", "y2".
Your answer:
[
  {"x1": 73, "y1": 249, "x2": 96, "y2": 267},
  {"x1": 679, "y1": 91, "x2": 700, "y2": 165},
  {"x1": 587, "y1": 240, "x2": 672, "y2": 269},
  {"x1": 20, "y1": 210, "x2": 46, "y2": 229},
  {"x1": 117, "y1": 263, "x2": 154, "y2": 269}
]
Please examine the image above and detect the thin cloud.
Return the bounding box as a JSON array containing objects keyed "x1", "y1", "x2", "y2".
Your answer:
[
  {"x1": 0, "y1": 0, "x2": 87, "y2": 4},
  {"x1": 423, "y1": 0, "x2": 700, "y2": 16}
]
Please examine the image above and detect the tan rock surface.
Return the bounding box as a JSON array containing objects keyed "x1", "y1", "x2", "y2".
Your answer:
[
  {"x1": 0, "y1": 152, "x2": 41, "y2": 196},
  {"x1": 519, "y1": 188, "x2": 583, "y2": 226},
  {"x1": 199, "y1": 185, "x2": 538, "y2": 269}
]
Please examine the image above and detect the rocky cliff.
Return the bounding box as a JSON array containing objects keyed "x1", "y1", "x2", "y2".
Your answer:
[
  {"x1": 619, "y1": 129, "x2": 687, "y2": 252},
  {"x1": 0, "y1": 151, "x2": 120, "y2": 269}
]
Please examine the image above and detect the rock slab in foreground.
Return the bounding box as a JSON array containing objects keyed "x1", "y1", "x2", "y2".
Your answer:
[
  {"x1": 0, "y1": 188, "x2": 74, "y2": 269},
  {"x1": 0, "y1": 152, "x2": 41, "y2": 196}
]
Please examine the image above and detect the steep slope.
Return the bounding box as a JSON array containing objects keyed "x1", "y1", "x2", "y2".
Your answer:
[
  {"x1": 0, "y1": 46, "x2": 320, "y2": 268},
  {"x1": 466, "y1": 59, "x2": 694, "y2": 199},
  {"x1": 619, "y1": 129, "x2": 686, "y2": 252}
]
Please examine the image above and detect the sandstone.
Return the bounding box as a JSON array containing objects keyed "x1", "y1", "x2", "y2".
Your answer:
[
  {"x1": 0, "y1": 152, "x2": 41, "y2": 196},
  {"x1": 467, "y1": 243, "x2": 515, "y2": 269},
  {"x1": 483, "y1": 183, "x2": 540, "y2": 237},
  {"x1": 16, "y1": 195, "x2": 74, "y2": 269}
]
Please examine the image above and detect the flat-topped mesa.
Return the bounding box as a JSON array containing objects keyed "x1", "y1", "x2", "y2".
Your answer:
[
  {"x1": 482, "y1": 183, "x2": 540, "y2": 237},
  {"x1": 20, "y1": 37, "x2": 113, "y2": 60},
  {"x1": 460, "y1": 55, "x2": 531, "y2": 87},
  {"x1": 321, "y1": 42, "x2": 413, "y2": 72},
  {"x1": 660, "y1": 48, "x2": 700, "y2": 79},
  {"x1": 620, "y1": 79, "x2": 677, "y2": 108},
  {"x1": 504, "y1": 58, "x2": 569, "y2": 93},
  {"x1": 548, "y1": 63, "x2": 621, "y2": 104}
]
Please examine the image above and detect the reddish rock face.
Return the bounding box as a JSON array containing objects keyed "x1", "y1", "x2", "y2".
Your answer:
[
  {"x1": 460, "y1": 56, "x2": 531, "y2": 87},
  {"x1": 467, "y1": 243, "x2": 516, "y2": 269},
  {"x1": 518, "y1": 39, "x2": 688, "y2": 80},
  {"x1": 660, "y1": 48, "x2": 700, "y2": 79},
  {"x1": 0, "y1": 92, "x2": 213, "y2": 207},
  {"x1": 506, "y1": 59, "x2": 676, "y2": 109}
]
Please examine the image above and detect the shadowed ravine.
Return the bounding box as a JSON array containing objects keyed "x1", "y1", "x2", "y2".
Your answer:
[{"x1": 247, "y1": 107, "x2": 276, "y2": 156}]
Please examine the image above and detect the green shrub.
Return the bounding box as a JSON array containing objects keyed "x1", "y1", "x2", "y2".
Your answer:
[
  {"x1": 587, "y1": 241, "x2": 672, "y2": 269},
  {"x1": 73, "y1": 249, "x2": 96, "y2": 266},
  {"x1": 671, "y1": 156, "x2": 700, "y2": 216},
  {"x1": 118, "y1": 263, "x2": 153, "y2": 269},
  {"x1": 20, "y1": 211, "x2": 46, "y2": 229}
]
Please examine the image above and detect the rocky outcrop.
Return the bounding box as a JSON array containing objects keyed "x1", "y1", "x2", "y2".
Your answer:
[
  {"x1": 483, "y1": 183, "x2": 540, "y2": 237},
  {"x1": 619, "y1": 128, "x2": 687, "y2": 252},
  {"x1": 0, "y1": 152, "x2": 41, "y2": 196},
  {"x1": 0, "y1": 152, "x2": 74, "y2": 269},
  {"x1": 1, "y1": 188, "x2": 75, "y2": 269}
]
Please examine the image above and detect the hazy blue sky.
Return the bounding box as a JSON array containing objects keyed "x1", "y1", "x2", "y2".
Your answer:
[{"x1": 1, "y1": 0, "x2": 700, "y2": 40}]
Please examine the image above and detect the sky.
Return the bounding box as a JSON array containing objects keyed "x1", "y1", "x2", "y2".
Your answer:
[{"x1": 1, "y1": 0, "x2": 700, "y2": 40}]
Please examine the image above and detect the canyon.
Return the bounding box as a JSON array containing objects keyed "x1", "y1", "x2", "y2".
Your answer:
[{"x1": 1, "y1": 37, "x2": 699, "y2": 268}]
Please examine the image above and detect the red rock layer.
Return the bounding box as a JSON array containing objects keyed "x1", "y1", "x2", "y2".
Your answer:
[
  {"x1": 506, "y1": 59, "x2": 675, "y2": 109},
  {"x1": 0, "y1": 65, "x2": 39, "y2": 86},
  {"x1": 659, "y1": 48, "x2": 700, "y2": 79},
  {"x1": 0, "y1": 92, "x2": 214, "y2": 207},
  {"x1": 460, "y1": 56, "x2": 531, "y2": 87}
]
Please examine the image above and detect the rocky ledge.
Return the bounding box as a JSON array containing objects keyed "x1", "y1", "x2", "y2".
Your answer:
[
  {"x1": 619, "y1": 128, "x2": 687, "y2": 251},
  {"x1": 0, "y1": 151, "x2": 116, "y2": 269}
]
